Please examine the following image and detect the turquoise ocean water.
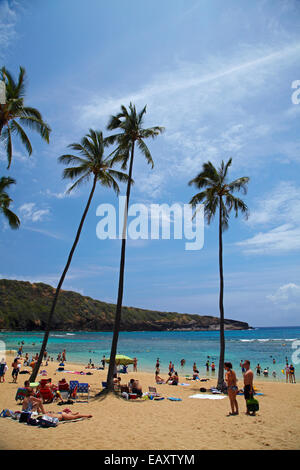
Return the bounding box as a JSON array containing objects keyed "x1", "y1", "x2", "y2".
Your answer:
[{"x1": 1, "y1": 327, "x2": 299, "y2": 381}]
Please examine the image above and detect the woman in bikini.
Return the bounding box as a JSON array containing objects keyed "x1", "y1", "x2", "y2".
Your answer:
[
  {"x1": 45, "y1": 410, "x2": 92, "y2": 421},
  {"x1": 224, "y1": 362, "x2": 239, "y2": 416}
]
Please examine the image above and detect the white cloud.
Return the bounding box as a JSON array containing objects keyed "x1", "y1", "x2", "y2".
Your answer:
[
  {"x1": 237, "y1": 181, "x2": 300, "y2": 255},
  {"x1": 77, "y1": 42, "x2": 300, "y2": 127},
  {"x1": 247, "y1": 181, "x2": 300, "y2": 227},
  {"x1": 19, "y1": 202, "x2": 50, "y2": 223},
  {"x1": 267, "y1": 283, "x2": 300, "y2": 310},
  {"x1": 73, "y1": 39, "x2": 300, "y2": 202},
  {"x1": 0, "y1": 0, "x2": 20, "y2": 59},
  {"x1": 22, "y1": 226, "x2": 64, "y2": 240},
  {"x1": 236, "y1": 224, "x2": 300, "y2": 254},
  {"x1": 42, "y1": 183, "x2": 75, "y2": 199}
]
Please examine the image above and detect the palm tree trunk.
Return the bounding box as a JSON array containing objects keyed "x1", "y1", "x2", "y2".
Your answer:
[
  {"x1": 29, "y1": 174, "x2": 98, "y2": 382},
  {"x1": 106, "y1": 143, "x2": 135, "y2": 392},
  {"x1": 217, "y1": 196, "x2": 225, "y2": 390}
]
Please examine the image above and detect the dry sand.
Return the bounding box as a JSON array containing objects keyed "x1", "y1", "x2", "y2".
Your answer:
[{"x1": 0, "y1": 352, "x2": 299, "y2": 450}]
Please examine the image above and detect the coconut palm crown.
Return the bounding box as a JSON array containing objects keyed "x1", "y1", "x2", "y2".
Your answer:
[
  {"x1": 0, "y1": 66, "x2": 51, "y2": 169},
  {"x1": 0, "y1": 176, "x2": 20, "y2": 229}
]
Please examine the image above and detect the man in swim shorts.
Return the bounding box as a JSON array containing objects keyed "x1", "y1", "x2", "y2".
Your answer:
[{"x1": 243, "y1": 360, "x2": 255, "y2": 415}]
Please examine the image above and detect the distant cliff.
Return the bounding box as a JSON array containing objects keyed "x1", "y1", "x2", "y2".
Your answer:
[{"x1": 0, "y1": 279, "x2": 251, "y2": 331}]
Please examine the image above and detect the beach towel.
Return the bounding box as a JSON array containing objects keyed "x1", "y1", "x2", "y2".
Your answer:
[
  {"x1": 167, "y1": 397, "x2": 182, "y2": 401},
  {"x1": 178, "y1": 383, "x2": 190, "y2": 386},
  {"x1": 60, "y1": 418, "x2": 85, "y2": 424},
  {"x1": 38, "y1": 415, "x2": 59, "y2": 428},
  {"x1": 0, "y1": 409, "x2": 15, "y2": 418},
  {"x1": 189, "y1": 394, "x2": 226, "y2": 400}
]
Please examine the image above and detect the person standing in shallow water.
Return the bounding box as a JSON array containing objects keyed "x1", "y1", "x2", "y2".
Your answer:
[{"x1": 224, "y1": 362, "x2": 239, "y2": 416}]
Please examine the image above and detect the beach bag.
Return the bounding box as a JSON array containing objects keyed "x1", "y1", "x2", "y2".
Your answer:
[
  {"x1": 129, "y1": 393, "x2": 137, "y2": 400},
  {"x1": 246, "y1": 397, "x2": 259, "y2": 412},
  {"x1": 38, "y1": 415, "x2": 59, "y2": 428},
  {"x1": 19, "y1": 411, "x2": 31, "y2": 423},
  {"x1": 27, "y1": 417, "x2": 39, "y2": 426}
]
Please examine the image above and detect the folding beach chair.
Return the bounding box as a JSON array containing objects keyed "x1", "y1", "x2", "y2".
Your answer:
[
  {"x1": 69, "y1": 380, "x2": 79, "y2": 399},
  {"x1": 15, "y1": 387, "x2": 27, "y2": 403},
  {"x1": 77, "y1": 383, "x2": 90, "y2": 401},
  {"x1": 148, "y1": 386, "x2": 160, "y2": 397}
]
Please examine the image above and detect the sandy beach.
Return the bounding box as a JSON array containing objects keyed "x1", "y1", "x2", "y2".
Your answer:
[{"x1": 0, "y1": 352, "x2": 299, "y2": 450}]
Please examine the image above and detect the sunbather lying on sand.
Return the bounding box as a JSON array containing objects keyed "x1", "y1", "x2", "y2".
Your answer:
[{"x1": 45, "y1": 410, "x2": 92, "y2": 421}]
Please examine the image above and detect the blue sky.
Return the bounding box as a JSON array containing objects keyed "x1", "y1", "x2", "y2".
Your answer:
[{"x1": 1, "y1": 0, "x2": 300, "y2": 327}]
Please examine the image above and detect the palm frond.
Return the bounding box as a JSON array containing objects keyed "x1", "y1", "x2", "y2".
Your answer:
[
  {"x1": 4, "y1": 125, "x2": 12, "y2": 169},
  {"x1": 1, "y1": 206, "x2": 20, "y2": 229},
  {"x1": 65, "y1": 172, "x2": 91, "y2": 194},
  {"x1": 137, "y1": 139, "x2": 154, "y2": 168},
  {"x1": 10, "y1": 119, "x2": 32, "y2": 155},
  {"x1": 108, "y1": 169, "x2": 132, "y2": 185},
  {"x1": 62, "y1": 166, "x2": 90, "y2": 181},
  {"x1": 20, "y1": 106, "x2": 43, "y2": 121},
  {"x1": 97, "y1": 171, "x2": 120, "y2": 194},
  {"x1": 0, "y1": 176, "x2": 16, "y2": 193},
  {"x1": 227, "y1": 177, "x2": 250, "y2": 195},
  {"x1": 189, "y1": 190, "x2": 207, "y2": 208},
  {"x1": 58, "y1": 154, "x2": 89, "y2": 166},
  {"x1": 16, "y1": 66, "x2": 26, "y2": 98},
  {"x1": 18, "y1": 116, "x2": 50, "y2": 142},
  {"x1": 140, "y1": 126, "x2": 165, "y2": 139},
  {"x1": 222, "y1": 158, "x2": 232, "y2": 180}
]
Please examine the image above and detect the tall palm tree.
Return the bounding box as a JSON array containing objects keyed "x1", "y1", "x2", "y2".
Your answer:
[
  {"x1": 188, "y1": 158, "x2": 249, "y2": 389},
  {"x1": 0, "y1": 66, "x2": 51, "y2": 169},
  {"x1": 0, "y1": 176, "x2": 20, "y2": 229},
  {"x1": 104, "y1": 103, "x2": 164, "y2": 392},
  {"x1": 30, "y1": 130, "x2": 129, "y2": 382}
]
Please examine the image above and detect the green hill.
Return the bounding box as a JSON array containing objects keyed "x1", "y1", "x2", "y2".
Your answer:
[{"x1": 0, "y1": 279, "x2": 250, "y2": 331}]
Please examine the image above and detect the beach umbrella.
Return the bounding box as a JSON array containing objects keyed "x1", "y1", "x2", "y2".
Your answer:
[{"x1": 105, "y1": 354, "x2": 134, "y2": 366}]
